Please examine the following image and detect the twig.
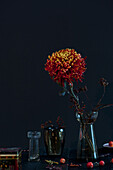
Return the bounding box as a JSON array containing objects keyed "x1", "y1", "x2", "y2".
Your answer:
[{"x1": 96, "y1": 86, "x2": 106, "y2": 107}]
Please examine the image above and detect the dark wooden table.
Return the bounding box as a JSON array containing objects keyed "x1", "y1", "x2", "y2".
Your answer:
[{"x1": 21, "y1": 148, "x2": 113, "y2": 170}]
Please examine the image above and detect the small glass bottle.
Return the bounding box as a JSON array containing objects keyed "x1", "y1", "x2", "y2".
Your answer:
[{"x1": 27, "y1": 131, "x2": 41, "y2": 161}]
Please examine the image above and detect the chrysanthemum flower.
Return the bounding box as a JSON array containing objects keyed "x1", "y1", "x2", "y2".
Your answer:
[{"x1": 45, "y1": 48, "x2": 86, "y2": 86}]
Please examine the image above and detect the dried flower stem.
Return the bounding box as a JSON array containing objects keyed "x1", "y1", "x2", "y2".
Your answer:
[
  {"x1": 95, "y1": 104, "x2": 113, "y2": 111},
  {"x1": 96, "y1": 86, "x2": 106, "y2": 107}
]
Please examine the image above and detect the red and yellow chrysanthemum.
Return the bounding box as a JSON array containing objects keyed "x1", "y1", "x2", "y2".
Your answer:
[{"x1": 45, "y1": 48, "x2": 86, "y2": 86}]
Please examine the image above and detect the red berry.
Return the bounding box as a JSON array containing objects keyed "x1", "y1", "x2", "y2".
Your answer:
[
  {"x1": 111, "y1": 158, "x2": 113, "y2": 163},
  {"x1": 60, "y1": 158, "x2": 66, "y2": 164},
  {"x1": 87, "y1": 162, "x2": 93, "y2": 168},
  {"x1": 99, "y1": 160, "x2": 105, "y2": 166},
  {"x1": 109, "y1": 141, "x2": 113, "y2": 147}
]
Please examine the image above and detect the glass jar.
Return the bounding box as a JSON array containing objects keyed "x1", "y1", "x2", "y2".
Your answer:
[{"x1": 44, "y1": 126, "x2": 65, "y2": 156}]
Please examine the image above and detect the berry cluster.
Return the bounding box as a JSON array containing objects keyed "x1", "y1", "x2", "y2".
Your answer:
[{"x1": 41, "y1": 116, "x2": 64, "y2": 129}]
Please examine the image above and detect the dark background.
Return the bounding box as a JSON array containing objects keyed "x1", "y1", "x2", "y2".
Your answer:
[{"x1": 0, "y1": 0, "x2": 113, "y2": 151}]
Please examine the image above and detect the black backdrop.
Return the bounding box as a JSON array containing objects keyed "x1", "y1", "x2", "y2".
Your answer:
[{"x1": 0, "y1": 0, "x2": 113, "y2": 151}]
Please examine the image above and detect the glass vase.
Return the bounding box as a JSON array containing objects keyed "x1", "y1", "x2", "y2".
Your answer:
[
  {"x1": 76, "y1": 111, "x2": 98, "y2": 160},
  {"x1": 44, "y1": 126, "x2": 65, "y2": 156}
]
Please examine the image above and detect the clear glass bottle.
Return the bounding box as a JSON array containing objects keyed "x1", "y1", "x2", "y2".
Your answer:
[{"x1": 27, "y1": 131, "x2": 41, "y2": 161}]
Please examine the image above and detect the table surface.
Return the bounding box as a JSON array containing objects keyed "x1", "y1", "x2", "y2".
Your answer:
[{"x1": 21, "y1": 148, "x2": 113, "y2": 170}]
